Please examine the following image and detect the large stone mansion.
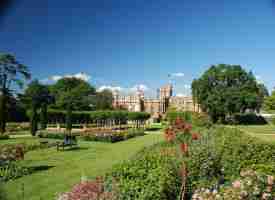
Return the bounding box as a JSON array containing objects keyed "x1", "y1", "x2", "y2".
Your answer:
[{"x1": 112, "y1": 84, "x2": 200, "y2": 116}]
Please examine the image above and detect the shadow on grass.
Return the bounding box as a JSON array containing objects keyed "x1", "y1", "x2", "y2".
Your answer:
[
  {"x1": 28, "y1": 165, "x2": 55, "y2": 173},
  {"x1": 60, "y1": 146, "x2": 89, "y2": 151}
]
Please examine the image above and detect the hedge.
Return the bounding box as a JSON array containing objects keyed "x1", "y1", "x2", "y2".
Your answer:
[{"x1": 47, "y1": 110, "x2": 150, "y2": 125}]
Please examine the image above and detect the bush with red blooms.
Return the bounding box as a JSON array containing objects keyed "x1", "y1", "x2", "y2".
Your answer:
[
  {"x1": 58, "y1": 177, "x2": 117, "y2": 200},
  {"x1": 164, "y1": 117, "x2": 201, "y2": 156},
  {"x1": 164, "y1": 128, "x2": 176, "y2": 142}
]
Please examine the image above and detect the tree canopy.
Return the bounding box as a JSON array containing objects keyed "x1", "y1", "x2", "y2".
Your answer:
[
  {"x1": 20, "y1": 80, "x2": 53, "y2": 135},
  {"x1": 50, "y1": 77, "x2": 96, "y2": 111},
  {"x1": 0, "y1": 53, "x2": 31, "y2": 133},
  {"x1": 192, "y1": 64, "x2": 267, "y2": 122},
  {"x1": 263, "y1": 90, "x2": 275, "y2": 112},
  {"x1": 92, "y1": 89, "x2": 113, "y2": 110}
]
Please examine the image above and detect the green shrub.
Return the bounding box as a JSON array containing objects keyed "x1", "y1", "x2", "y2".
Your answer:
[
  {"x1": 108, "y1": 145, "x2": 180, "y2": 200},
  {"x1": 230, "y1": 113, "x2": 267, "y2": 125},
  {"x1": 190, "y1": 112, "x2": 212, "y2": 128},
  {"x1": 166, "y1": 111, "x2": 192, "y2": 124},
  {"x1": 183, "y1": 126, "x2": 275, "y2": 191},
  {"x1": 38, "y1": 132, "x2": 65, "y2": 140}
]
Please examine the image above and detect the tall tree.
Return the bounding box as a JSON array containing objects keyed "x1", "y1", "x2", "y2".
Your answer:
[
  {"x1": 50, "y1": 77, "x2": 95, "y2": 133},
  {"x1": 93, "y1": 89, "x2": 113, "y2": 110},
  {"x1": 21, "y1": 80, "x2": 53, "y2": 135},
  {"x1": 50, "y1": 77, "x2": 96, "y2": 111},
  {"x1": 0, "y1": 53, "x2": 31, "y2": 134},
  {"x1": 192, "y1": 64, "x2": 265, "y2": 123}
]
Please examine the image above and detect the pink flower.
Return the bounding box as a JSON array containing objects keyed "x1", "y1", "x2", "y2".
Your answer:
[{"x1": 232, "y1": 180, "x2": 241, "y2": 189}]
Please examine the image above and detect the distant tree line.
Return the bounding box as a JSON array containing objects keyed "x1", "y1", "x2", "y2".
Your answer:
[{"x1": 0, "y1": 52, "x2": 119, "y2": 136}]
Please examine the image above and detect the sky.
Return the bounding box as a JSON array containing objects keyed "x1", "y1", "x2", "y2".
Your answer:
[{"x1": 1, "y1": 0, "x2": 275, "y2": 96}]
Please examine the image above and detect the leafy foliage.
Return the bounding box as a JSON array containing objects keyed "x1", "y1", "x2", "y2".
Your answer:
[
  {"x1": 230, "y1": 113, "x2": 267, "y2": 125},
  {"x1": 109, "y1": 144, "x2": 180, "y2": 200},
  {"x1": 50, "y1": 77, "x2": 95, "y2": 111},
  {"x1": 192, "y1": 64, "x2": 267, "y2": 123},
  {"x1": 264, "y1": 90, "x2": 275, "y2": 112},
  {"x1": 92, "y1": 89, "x2": 113, "y2": 110},
  {"x1": 21, "y1": 80, "x2": 53, "y2": 135},
  {"x1": 0, "y1": 53, "x2": 31, "y2": 133}
]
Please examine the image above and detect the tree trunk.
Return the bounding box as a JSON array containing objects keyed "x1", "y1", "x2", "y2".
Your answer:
[
  {"x1": 0, "y1": 93, "x2": 7, "y2": 134},
  {"x1": 66, "y1": 104, "x2": 72, "y2": 135},
  {"x1": 40, "y1": 103, "x2": 48, "y2": 130},
  {"x1": 30, "y1": 105, "x2": 38, "y2": 136}
]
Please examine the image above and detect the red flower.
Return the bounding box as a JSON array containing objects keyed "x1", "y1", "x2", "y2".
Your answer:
[
  {"x1": 175, "y1": 117, "x2": 184, "y2": 125},
  {"x1": 180, "y1": 143, "x2": 188, "y2": 154},
  {"x1": 164, "y1": 128, "x2": 176, "y2": 142},
  {"x1": 191, "y1": 132, "x2": 200, "y2": 140},
  {"x1": 184, "y1": 123, "x2": 192, "y2": 133}
]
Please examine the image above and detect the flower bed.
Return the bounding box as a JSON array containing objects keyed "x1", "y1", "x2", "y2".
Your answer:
[
  {"x1": 192, "y1": 170, "x2": 275, "y2": 199},
  {"x1": 81, "y1": 129, "x2": 145, "y2": 143},
  {"x1": 57, "y1": 178, "x2": 117, "y2": 200},
  {"x1": 60, "y1": 117, "x2": 275, "y2": 199}
]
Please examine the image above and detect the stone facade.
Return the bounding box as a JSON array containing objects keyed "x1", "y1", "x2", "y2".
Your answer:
[
  {"x1": 112, "y1": 84, "x2": 199, "y2": 115},
  {"x1": 169, "y1": 96, "x2": 201, "y2": 112}
]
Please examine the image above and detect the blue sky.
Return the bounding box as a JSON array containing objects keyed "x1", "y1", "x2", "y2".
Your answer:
[{"x1": 1, "y1": 0, "x2": 275, "y2": 96}]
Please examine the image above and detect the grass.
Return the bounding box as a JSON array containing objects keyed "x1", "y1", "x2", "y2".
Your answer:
[
  {"x1": 235, "y1": 124, "x2": 275, "y2": 143},
  {"x1": 2, "y1": 132, "x2": 163, "y2": 200}
]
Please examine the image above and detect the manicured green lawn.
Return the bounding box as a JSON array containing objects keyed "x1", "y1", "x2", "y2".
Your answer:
[
  {"x1": 236, "y1": 125, "x2": 275, "y2": 143},
  {"x1": 2, "y1": 132, "x2": 163, "y2": 200}
]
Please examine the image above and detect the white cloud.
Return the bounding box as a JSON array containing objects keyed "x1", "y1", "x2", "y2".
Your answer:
[
  {"x1": 65, "y1": 72, "x2": 91, "y2": 82},
  {"x1": 170, "y1": 72, "x2": 185, "y2": 77},
  {"x1": 184, "y1": 84, "x2": 191, "y2": 89},
  {"x1": 255, "y1": 75, "x2": 264, "y2": 84},
  {"x1": 176, "y1": 93, "x2": 185, "y2": 97},
  {"x1": 41, "y1": 72, "x2": 91, "y2": 84},
  {"x1": 97, "y1": 85, "x2": 123, "y2": 92},
  {"x1": 50, "y1": 75, "x2": 63, "y2": 81},
  {"x1": 130, "y1": 84, "x2": 149, "y2": 92}
]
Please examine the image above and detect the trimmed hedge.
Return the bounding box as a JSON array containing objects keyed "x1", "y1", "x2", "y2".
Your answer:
[
  {"x1": 38, "y1": 132, "x2": 65, "y2": 140},
  {"x1": 47, "y1": 110, "x2": 150, "y2": 125}
]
